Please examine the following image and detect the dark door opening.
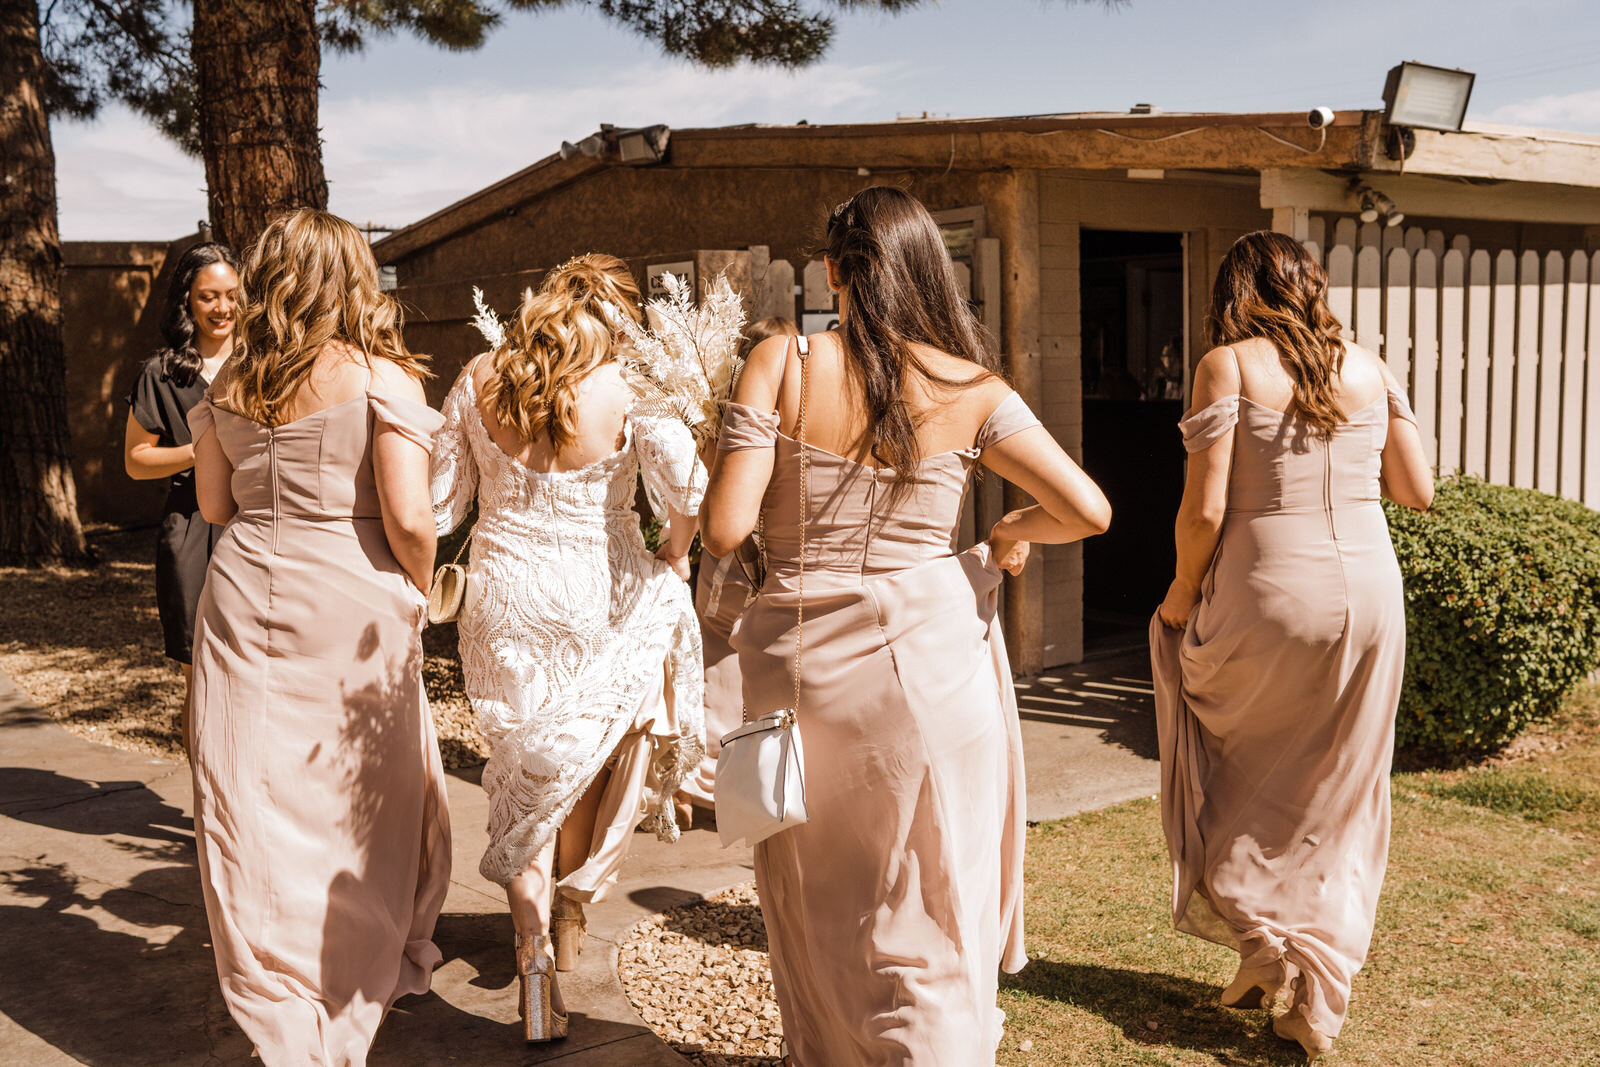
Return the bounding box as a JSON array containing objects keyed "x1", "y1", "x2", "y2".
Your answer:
[{"x1": 1080, "y1": 229, "x2": 1187, "y2": 650}]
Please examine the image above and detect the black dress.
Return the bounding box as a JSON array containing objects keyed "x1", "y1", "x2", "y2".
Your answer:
[{"x1": 127, "y1": 356, "x2": 223, "y2": 663}]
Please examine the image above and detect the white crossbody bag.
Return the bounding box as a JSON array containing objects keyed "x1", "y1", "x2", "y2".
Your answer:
[{"x1": 715, "y1": 336, "x2": 813, "y2": 848}]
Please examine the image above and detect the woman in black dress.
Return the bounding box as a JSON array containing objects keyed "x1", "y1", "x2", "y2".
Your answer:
[{"x1": 123, "y1": 241, "x2": 239, "y2": 745}]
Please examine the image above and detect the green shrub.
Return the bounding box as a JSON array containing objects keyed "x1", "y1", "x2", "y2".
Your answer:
[{"x1": 1384, "y1": 477, "x2": 1600, "y2": 762}]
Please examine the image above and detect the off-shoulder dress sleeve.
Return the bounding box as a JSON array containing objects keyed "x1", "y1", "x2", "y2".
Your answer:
[
  {"x1": 1178, "y1": 395, "x2": 1240, "y2": 453},
  {"x1": 717, "y1": 402, "x2": 780, "y2": 451},
  {"x1": 1385, "y1": 387, "x2": 1418, "y2": 426},
  {"x1": 631, "y1": 412, "x2": 707, "y2": 518},
  {"x1": 430, "y1": 373, "x2": 480, "y2": 537},
  {"x1": 976, "y1": 391, "x2": 1043, "y2": 451},
  {"x1": 187, "y1": 395, "x2": 216, "y2": 443},
  {"x1": 369, "y1": 391, "x2": 445, "y2": 450}
]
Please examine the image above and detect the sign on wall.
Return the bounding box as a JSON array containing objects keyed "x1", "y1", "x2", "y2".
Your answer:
[{"x1": 647, "y1": 261, "x2": 696, "y2": 298}]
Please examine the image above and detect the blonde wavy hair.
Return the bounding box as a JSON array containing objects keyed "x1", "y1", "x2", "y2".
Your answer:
[
  {"x1": 481, "y1": 253, "x2": 642, "y2": 451},
  {"x1": 215, "y1": 208, "x2": 427, "y2": 425}
]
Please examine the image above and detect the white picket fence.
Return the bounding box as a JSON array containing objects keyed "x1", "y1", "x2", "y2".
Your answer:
[{"x1": 1304, "y1": 216, "x2": 1600, "y2": 508}]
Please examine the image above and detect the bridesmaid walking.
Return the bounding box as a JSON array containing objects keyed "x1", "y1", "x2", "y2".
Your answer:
[
  {"x1": 701, "y1": 187, "x2": 1110, "y2": 1066},
  {"x1": 679, "y1": 315, "x2": 799, "y2": 812},
  {"x1": 1151, "y1": 231, "x2": 1433, "y2": 1061},
  {"x1": 188, "y1": 209, "x2": 452, "y2": 1066},
  {"x1": 123, "y1": 241, "x2": 238, "y2": 740}
]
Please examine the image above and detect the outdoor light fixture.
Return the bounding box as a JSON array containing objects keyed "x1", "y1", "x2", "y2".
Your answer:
[
  {"x1": 1382, "y1": 61, "x2": 1475, "y2": 133},
  {"x1": 1358, "y1": 190, "x2": 1380, "y2": 224},
  {"x1": 615, "y1": 124, "x2": 670, "y2": 165},
  {"x1": 1352, "y1": 183, "x2": 1404, "y2": 228},
  {"x1": 559, "y1": 132, "x2": 606, "y2": 161}
]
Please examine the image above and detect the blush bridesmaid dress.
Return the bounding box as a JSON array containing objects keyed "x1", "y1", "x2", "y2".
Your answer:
[
  {"x1": 187, "y1": 384, "x2": 452, "y2": 1066},
  {"x1": 1150, "y1": 386, "x2": 1418, "y2": 1042},
  {"x1": 721, "y1": 339, "x2": 1039, "y2": 1066}
]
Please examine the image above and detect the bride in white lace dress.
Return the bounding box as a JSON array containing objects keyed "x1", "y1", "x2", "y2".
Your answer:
[{"x1": 430, "y1": 255, "x2": 705, "y2": 1042}]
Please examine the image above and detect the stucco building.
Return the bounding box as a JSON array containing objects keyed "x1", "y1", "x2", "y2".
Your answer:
[{"x1": 64, "y1": 108, "x2": 1600, "y2": 673}]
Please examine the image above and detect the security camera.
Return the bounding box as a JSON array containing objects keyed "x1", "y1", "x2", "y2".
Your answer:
[{"x1": 1307, "y1": 107, "x2": 1335, "y2": 129}]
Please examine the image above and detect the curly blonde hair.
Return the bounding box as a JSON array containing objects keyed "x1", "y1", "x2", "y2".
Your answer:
[
  {"x1": 481, "y1": 253, "x2": 642, "y2": 451},
  {"x1": 215, "y1": 208, "x2": 426, "y2": 425}
]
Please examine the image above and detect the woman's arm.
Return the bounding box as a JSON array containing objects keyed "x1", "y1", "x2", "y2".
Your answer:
[
  {"x1": 372, "y1": 368, "x2": 439, "y2": 592},
  {"x1": 193, "y1": 426, "x2": 237, "y2": 525},
  {"x1": 430, "y1": 357, "x2": 482, "y2": 536},
  {"x1": 123, "y1": 413, "x2": 196, "y2": 480},
  {"x1": 699, "y1": 335, "x2": 786, "y2": 558},
  {"x1": 655, "y1": 505, "x2": 697, "y2": 581},
  {"x1": 980, "y1": 427, "x2": 1112, "y2": 575},
  {"x1": 1376, "y1": 360, "x2": 1434, "y2": 511},
  {"x1": 1158, "y1": 347, "x2": 1240, "y2": 629}
]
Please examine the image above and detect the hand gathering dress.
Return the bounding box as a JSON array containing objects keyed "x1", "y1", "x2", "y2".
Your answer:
[
  {"x1": 429, "y1": 369, "x2": 706, "y2": 890},
  {"x1": 126, "y1": 356, "x2": 223, "y2": 662},
  {"x1": 679, "y1": 549, "x2": 754, "y2": 805},
  {"x1": 1149, "y1": 388, "x2": 1417, "y2": 1038},
  {"x1": 723, "y1": 369, "x2": 1038, "y2": 1066},
  {"x1": 186, "y1": 389, "x2": 453, "y2": 1066}
]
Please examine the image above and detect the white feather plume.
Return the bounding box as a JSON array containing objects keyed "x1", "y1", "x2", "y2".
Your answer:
[
  {"x1": 469, "y1": 286, "x2": 506, "y2": 352},
  {"x1": 618, "y1": 271, "x2": 748, "y2": 446}
]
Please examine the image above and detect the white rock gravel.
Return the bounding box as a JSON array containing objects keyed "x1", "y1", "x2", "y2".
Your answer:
[{"x1": 618, "y1": 881, "x2": 784, "y2": 1066}]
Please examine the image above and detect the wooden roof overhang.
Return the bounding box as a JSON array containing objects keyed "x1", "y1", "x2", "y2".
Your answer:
[{"x1": 375, "y1": 110, "x2": 1600, "y2": 262}]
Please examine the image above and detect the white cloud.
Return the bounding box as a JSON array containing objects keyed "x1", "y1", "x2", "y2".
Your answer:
[
  {"x1": 320, "y1": 60, "x2": 902, "y2": 228},
  {"x1": 53, "y1": 108, "x2": 208, "y2": 241},
  {"x1": 52, "y1": 60, "x2": 902, "y2": 242},
  {"x1": 1481, "y1": 88, "x2": 1600, "y2": 134}
]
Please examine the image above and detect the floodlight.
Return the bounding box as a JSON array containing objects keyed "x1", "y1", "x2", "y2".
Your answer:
[
  {"x1": 559, "y1": 133, "x2": 606, "y2": 161},
  {"x1": 1352, "y1": 183, "x2": 1404, "y2": 228},
  {"x1": 616, "y1": 125, "x2": 669, "y2": 165},
  {"x1": 1382, "y1": 61, "x2": 1475, "y2": 132}
]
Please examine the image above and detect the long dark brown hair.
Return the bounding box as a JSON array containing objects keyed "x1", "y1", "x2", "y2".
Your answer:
[
  {"x1": 1208, "y1": 230, "x2": 1347, "y2": 435},
  {"x1": 824, "y1": 186, "x2": 998, "y2": 481}
]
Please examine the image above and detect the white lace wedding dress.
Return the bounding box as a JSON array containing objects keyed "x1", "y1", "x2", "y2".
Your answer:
[{"x1": 431, "y1": 368, "x2": 706, "y2": 888}]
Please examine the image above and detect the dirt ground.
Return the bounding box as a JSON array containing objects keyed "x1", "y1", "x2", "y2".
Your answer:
[{"x1": 1, "y1": 524, "x2": 488, "y2": 768}]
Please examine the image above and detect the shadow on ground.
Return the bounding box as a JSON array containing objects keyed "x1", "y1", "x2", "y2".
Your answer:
[
  {"x1": 1003, "y1": 960, "x2": 1302, "y2": 1066},
  {"x1": 1015, "y1": 650, "x2": 1159, "y2": 761},
  {"x1": 0, "y1": 767, "x2": 248, "y2": 1066}
]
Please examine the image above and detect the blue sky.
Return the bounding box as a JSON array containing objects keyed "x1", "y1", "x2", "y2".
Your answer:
[{"x1": 55, "y1": 0, "x2": 1600, "y2": 240}]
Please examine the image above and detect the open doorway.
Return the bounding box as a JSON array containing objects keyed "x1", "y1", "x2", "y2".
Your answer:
[{"x1": 1080, "y1": 229, "x2": 1188, "y2": 649}]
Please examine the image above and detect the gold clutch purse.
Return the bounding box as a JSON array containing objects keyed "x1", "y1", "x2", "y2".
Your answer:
[{"x1": 427, "y1": 531, "x2": 472, "y2": 624}]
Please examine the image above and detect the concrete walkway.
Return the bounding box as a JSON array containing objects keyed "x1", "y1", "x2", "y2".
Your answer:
[{"x1": 0, "y1": 651, "x2": 1157, "y2": 1066}]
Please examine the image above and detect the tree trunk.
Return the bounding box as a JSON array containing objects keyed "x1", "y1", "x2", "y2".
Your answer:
[
  {"x1": 0, "y1": 3, "x2": 90, "y2": 566},
  {"x1": 193, "y1": 0, "x2": 328, "y2": 250}
]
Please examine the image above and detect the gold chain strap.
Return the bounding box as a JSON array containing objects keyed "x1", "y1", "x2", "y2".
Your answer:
[{"x1": 792, "y1": 337, "x2": 809, "y2": 716}]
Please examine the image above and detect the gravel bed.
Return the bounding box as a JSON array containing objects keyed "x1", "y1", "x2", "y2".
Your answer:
[
  {"x1": 4, "y1": 525, "x2": 489, "y2": 768},
  {"x1": 619, "y1": 881, "x2": 785, "y2": 1066}
]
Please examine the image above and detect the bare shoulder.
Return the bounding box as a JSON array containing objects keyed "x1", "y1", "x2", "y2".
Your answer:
[
  {"x1": 1191, "y1": 345, "x2": 1243, "y2": 404},
  {"x1": 1340, "y1": 342, "x2": 1393, "y2": 384},
  {"x1": 461, "y1": 352, "x2": 493, "y2": 389},
  {"x1": 368, "y1": 355, "x2": 427, "y2": 403},
  {"x1": 732, "y1": 333, "x2": 791, "y2": 406},
  {"x1": 585, "y1": 361, "x2": 632, "y2": 409}
]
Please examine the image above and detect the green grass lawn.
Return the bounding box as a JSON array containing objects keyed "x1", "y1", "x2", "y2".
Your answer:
[{"x1": 997, "y1": 683, "x2": 1600, "y2": 1066}]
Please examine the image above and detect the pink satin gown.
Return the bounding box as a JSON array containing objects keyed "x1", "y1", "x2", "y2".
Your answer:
[
  {"x1": 1150, "y1": 388, "x2": 1417, "y2": 1038},
  {"x1": 722, "y1": 387, "x2": 1040, "y2": 1066},
  {"x1": 187, "y1": 391, "x2": 452, "y2": 1066}
]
